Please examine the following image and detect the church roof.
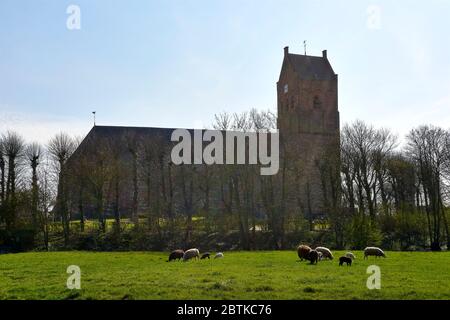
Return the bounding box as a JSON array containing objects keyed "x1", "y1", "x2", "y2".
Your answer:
[
  {"x1": 90, "y1": 125, "x2": 175, "y2": 140},
  {"x1": 69, "y1": 125, "x2": 176, "y2": 161},
  {"x1": 70, "y1": 125, "x2": 241, "y2": 162},
  {"x1": 287, "y1": 53, "x2": 336, "y2": 81}
]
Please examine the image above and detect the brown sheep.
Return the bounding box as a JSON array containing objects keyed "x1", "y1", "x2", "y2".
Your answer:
[
  {"x1": 167, "y1": 249, "x2": 184, "y2": 262},
  {"x1": 339, "y1": 256, "x2": 352, "y2": 266},
  {"x1": 364, "y1": 247, "x2": 386, "y2": 259},
  {"x1": 201, "y1": 253, "x2": 211, "y2": 259},
  {"x1": 297, "y1": 245, "x2": 312, "y2": 261},
  {"x1": 307, "y1": 250, "x2": 319, "y2": 265}
]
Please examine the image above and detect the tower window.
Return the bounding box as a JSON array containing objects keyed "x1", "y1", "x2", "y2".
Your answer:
[
  {"x1": 313, "y1": 96, "x2": 322, "y2": 109},
  {"x1": 284, "y1": 84, "x2": 288, "y2": 93}
]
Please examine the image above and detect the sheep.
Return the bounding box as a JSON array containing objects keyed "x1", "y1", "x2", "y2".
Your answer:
[
  {"x1": 183, "y1": 248, "x2": 200, "y2": 261},
  {"x1": 201, "y1": 252, "x2": 211, "y2": 260},
  {"x1": 364, "y1": 247, "x2": 386, "y2": 259},
  {"x1": 345, "y1": 252, "x2": 356, "y2": 260},
  {"x1": 214, "y1": 252, "x2": 224, "y2": 259},
  {"x1": 306, "y1": 250, "x2": 319, "y2": 265},
  {"x1": 315, "y1": 247, "x2": 334, "y2": 260},
  {"x1": 167, "y1": 249, "x2": 184, "y2": 262},
  {"x1": 297, "y1": 245, "x2": 312, "y2": 261},
  {"x1": 339, "y1": 256, "x2": 352, "y2": 266},
  {"x1": 318, "y1": 251, "x2": 324, "y2": 261}
]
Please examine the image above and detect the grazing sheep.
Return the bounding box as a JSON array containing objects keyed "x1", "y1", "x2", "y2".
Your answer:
[
  {"x1": 307, "y1": 250, "x2": 319, "y2": 265},
  {"x1": 364, "y1": 247, "x2": 386, "y2": 259},
  {"x1": 201, "y1": 252, "x2": 211, "y2": 260},
  {"x1": 214, "y1": 252, "x2": 224, "y2": 259},
  {"x1": 297, "y1": 245, "x2": 312, "y2": 261},
  {"x1": 345, "y1": 252, "x2": 356, "y2": 260},
  {"x1": 167, "y1": 249, "x2": 184, "y2": 262},
  {"x1": 339, "y1": 256, "x2": 352, "y2": 266},
  {"x1": 318, "y1": 252, "x2": 324, "y2": 261},
  {"x1": 315, "y1": 247, "x2": 334, "y2": 260},
  {"x1": 183, "y1": 248, "x2": 200, "y2": 261}
]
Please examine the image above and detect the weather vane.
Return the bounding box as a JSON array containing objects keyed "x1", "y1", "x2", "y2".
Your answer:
[{"x1": 92, "y1": 111, "x2": 96, "y2": 126}]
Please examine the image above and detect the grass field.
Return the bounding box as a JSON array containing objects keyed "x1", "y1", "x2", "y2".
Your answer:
[{"x1": 0, "y1": 251, "x2": 449, "y2": 300}]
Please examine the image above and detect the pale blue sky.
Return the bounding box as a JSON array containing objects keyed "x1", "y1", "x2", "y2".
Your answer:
[{"x1": 1, "y1": 0, "x2": 449, "y2": 143}]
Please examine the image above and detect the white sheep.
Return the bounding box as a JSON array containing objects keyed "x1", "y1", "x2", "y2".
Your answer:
[
  {"x1": 214, "y1": 252, "x2": 224, "y2": 259},
  {"x1": 315, "y1": 247, "x2": 334, "y2": 260},
  {"x1": 345, "y1": 252, "x2": 356, "y2": 260},
  {"x1": 363, "y1": 247, "x2": 386, "y2": 259},
  {"x1": 183, "y1": 248, "x2": 200, "y2": 261},
  {"x1": 317, "y1": 251, "x2": 324, "y2": 261}
]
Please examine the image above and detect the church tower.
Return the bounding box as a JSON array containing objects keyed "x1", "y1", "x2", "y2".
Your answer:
[{"x1": 277, "y1": 46, "x2": 340, "y2": 215}]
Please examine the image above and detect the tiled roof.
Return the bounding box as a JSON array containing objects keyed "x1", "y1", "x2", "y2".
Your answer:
[{"x1": 288, "y1": 53, "x2": 336, "y2": 80}]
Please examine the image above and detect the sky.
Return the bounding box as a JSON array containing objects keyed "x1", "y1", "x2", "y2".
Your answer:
[{"x1": 1, "y1": 0, "x2": 450, "y2": 144}]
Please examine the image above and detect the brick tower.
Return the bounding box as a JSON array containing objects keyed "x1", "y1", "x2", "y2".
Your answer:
[{"x1": 277, "y1": 46, "x2": 340, "y2": 216}]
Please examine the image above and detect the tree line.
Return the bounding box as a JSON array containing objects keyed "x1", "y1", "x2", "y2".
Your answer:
[{"x1": 1, "y1": 112, "x2": 449, "y2": 252}]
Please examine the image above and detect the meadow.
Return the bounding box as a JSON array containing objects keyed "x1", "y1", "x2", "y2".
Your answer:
[{"x1": 0, "y1": 251, "x2": 449, "y2": 300}]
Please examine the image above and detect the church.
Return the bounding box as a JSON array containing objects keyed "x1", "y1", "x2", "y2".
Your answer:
[{"x1": 63, "y1": 46, "x2": 340, "y2": 235}]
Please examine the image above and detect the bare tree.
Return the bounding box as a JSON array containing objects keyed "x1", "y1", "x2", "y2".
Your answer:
[
  {"x1": 48, "y1": 133, "x2": 75, "y2": 245},
  {"x1": 1, "y1": 131, "x2": 25, "y2": 228},
  {"x1": 124, "y1": 132, "x2": 140, "y2": 225},
  {"x1": 213, "y1": 112, "x2": 232, "y2": 130},
  {"x1": 406, "y1": 125, "x2": 448, "y2": 250},
  {"x1": 316, "y1": 136, "x2": 344, "y2": 247},
  {"x1": 341, "y1": 120, "x2": 397, "y2": 221},
  {"x1": 25, "y1": 142, "x2": 42, "y2": 230},
  {"x1": 373, "y1": 128, "x2": 398, "y2": 215},
  {"x1": 249, "y1": 108, "x2": 277, "y2": 132},
  {"x1": 0, "y1": 138, "x2": 5, "y2": 205},
  {"x1": 86, "y1": 141, "x2": 111, "y2": 233},
  {"x1": 38, "y1": 155, "x2": 55, "y2": 250}
]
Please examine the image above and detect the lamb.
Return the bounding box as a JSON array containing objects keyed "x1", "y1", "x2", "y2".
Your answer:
[
  {"x1": 214, "y1": 252, "x2": 224, "y2": 259},
  {"x1": 364, "y1": 247, "x2": 386, "y2": 259},
  {"x1": 183, "y1": 248, "x2": 200, "y2": 261},
  {"x1": 315, "y1": 247, "x2": 334, "y2": 260},
  {"x1": 167, "y1": 249, "x2": 184, "y2": 262},
  {"x1": 297, "y1": 245, "x2": 312, "y2": 261},
  {"x1": 201, "y1": 252, "x2": 211, "y2": 260},
  {"x1": 339, "y1": 256, "x2": 352, "y2": 266},
  {"x1": 345, "y1": 252, "x2": 356, "y2": 260},
  {"x1": 307, "y1": 250, "x2": 319, "y2": 265}
]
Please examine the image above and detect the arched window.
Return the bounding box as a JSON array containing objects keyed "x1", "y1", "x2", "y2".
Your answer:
[{"x1": 313, "y1": 96, "x2": 322, "y2": 109}]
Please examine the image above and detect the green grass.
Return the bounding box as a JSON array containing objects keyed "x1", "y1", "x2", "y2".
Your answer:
[{"x1": 1, "y1": 251, "x2": 449, "y2": 300}]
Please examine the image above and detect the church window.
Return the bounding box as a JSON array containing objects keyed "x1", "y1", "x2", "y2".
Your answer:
[
  {"x1": 284, "y1": 84, "x2": 288, "y2": 93},
  {"x1": 313, "y1": 96, "x2": 322, "y2": 109}
]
